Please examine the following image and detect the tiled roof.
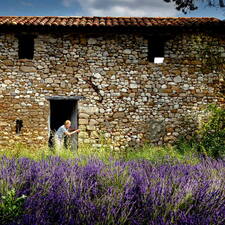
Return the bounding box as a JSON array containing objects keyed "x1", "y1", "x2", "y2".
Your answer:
[{"x1": 0, "y1": 16, "x2": 221, "y2": 27}]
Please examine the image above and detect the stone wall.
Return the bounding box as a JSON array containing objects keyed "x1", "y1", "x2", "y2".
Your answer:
[{"x1": 0, "y1": 30, "x2": 224, "y2": 149}]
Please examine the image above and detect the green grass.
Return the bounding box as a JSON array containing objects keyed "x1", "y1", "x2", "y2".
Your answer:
[
  {"x1": 0, "y1": 142, "x2": 115, "y2": 161},
  {"x1": 122, "y1": 144, "x2": 200, "y2": 164},
  {"x1": 0, "y1": 142, "x2": 200, "y2": 164}
]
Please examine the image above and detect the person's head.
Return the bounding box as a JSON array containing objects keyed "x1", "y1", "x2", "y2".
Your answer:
[{"x1": 64, "y1": 120, "x2": 71, "y2": 129}]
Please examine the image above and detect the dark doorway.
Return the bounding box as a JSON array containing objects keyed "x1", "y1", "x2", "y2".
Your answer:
[{"x1": 49, "y1": 99, "x2": 78, "y2": 151}]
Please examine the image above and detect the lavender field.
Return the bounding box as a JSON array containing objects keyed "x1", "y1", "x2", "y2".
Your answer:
[{"x1": 0, "y1": 156, "x2": 225, "y2": 225}]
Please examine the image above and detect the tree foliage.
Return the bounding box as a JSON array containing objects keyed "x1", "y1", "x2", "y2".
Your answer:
[
  {"x1": 164, "y1": 0, "x2": 225, "y2": 13},
  {"x1": 197, "y1": 105, "x2": 225, "y2": 158}
]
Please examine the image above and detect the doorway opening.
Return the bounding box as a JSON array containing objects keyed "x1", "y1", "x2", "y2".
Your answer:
[{"x1": 48, "y1": 99, "x2": 78, "y2": 151}]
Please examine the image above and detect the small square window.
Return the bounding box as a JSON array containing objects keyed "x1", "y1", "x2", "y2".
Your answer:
[
  {"x1": 18, "y1": 35, "x2": 34, "y2": 59},
  {"x1": 16, "y1": 119, "x2": 23, "y2": 134},
  {"x1": 148, "y1": 37, "x2": 165, "y2": 63}
]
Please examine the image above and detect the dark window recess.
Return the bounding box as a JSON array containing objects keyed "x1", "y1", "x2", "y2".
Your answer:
[
  {"x1": 16, "y1": 120, "x2": 23, "y2": 134},
  {"x1": 18, "y1": 36, "x2": 34, "y2": 59},
  {"x1": 148, "y1": 38, "x2": 165, "y2": 62}
]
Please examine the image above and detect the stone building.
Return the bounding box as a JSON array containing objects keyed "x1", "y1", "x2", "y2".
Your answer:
[{"x1": 0, "y1": 16, "x2": 224, "y2": 150}]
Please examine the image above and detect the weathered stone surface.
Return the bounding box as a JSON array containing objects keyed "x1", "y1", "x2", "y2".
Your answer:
[
  {"x1": 45, "y1": 78, "x2": 53, "y2": 84},
  {"x1": 3, "y1": 60, "x2": 13, "y2": 66},
  {"x1": 88, "y1": 38, "x2": 97, "y2": 45},
  {"x1": 80, "y1": 106, "x2": 99, "y2": 114},
  {"x1": 89, "y1": 119, "x2": 98, "y2": 125},
  {"x1": 65, "y1": 66, "x2": 73, "y2": 74},
  {"x1": 86, "y1": 125, "x2": 95, "y2": 131},
  {"x1": 0, "y1": 30, "x2": 224, "y2": 149},
  {"x1": 0, "y1": 122, "x2": 8, "y2": 126},
  {"x1": 55, "y1": 64, "x2": 64, "y2": 71},
  {"x1": 130, "y1": 83, "x2": 138, "y2": 89},
  {"x1": 4, "y1": 80, "x2": 12, "y2": 85},
  {"x1": 123, "y1": 49, "x2": 131, "y2": 54},
  {"x1": 79, "y1": 113, "x2": 89, "y2": 119},
  {"x1": 174, "y1": 76, "x2": 182, "y2": 83},
  {"x1": 113, "y1": 112, "x2": 125, "y2": 119},
  {"x1": 93, "y1": 73, "x2": 102, "y2": 79},
  {"x1": 90, "y1": 131, "x2": 99, "y2": 138},
  {"x1": 144, "y1": 120, "x2": 166, "y2": 142},
  {"x1": 79, "y1": 131, "x2": 89, "y2": 139},
  {"x1": 20, "y1": 66, "x2": 36, "y2": 73},
  {"x1": 79, "y1": 119, "x2": 89, "y2": 125}
]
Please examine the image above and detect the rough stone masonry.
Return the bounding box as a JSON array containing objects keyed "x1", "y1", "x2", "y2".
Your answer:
[{"x1": 0, "y1": 17, "x2": 224, "y2": 150}]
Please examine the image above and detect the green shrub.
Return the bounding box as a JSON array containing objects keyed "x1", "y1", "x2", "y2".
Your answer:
[
  {"x1": 197, "y1": 104, "x2": 225, "y2": 158},
  {"x1": 0, "y1": 189, "x2": 26, "y2": 224}
]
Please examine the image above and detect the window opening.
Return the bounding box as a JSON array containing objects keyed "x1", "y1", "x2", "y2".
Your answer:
[
  {"x1": 18, "y1": 35, "x2": 34, "y2": 59},
  {"x1": 148, "y1": 37, "x2": 165, "y2": 63},
  {"x1": 16, "y1": 120, "x2": 23, "y2": 134}
]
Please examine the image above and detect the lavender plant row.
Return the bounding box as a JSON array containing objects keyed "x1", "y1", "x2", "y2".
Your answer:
[{"x1": 0, "y1": 156, "x2": 225, "y2": 225}]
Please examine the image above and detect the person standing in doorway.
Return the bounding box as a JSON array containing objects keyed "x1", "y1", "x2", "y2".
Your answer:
[{"x1": 54, "y1": 120, "x2": 80, "y2": 152}]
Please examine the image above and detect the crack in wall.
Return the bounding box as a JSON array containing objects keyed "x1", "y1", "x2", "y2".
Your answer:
[{"x1": 84, "y1": 77, "x2": 103, "y2": 103}]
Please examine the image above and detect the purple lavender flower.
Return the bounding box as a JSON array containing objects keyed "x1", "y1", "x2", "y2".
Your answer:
[{"x1": 0, "y1": 156, "x2": 224, "y2": 224}]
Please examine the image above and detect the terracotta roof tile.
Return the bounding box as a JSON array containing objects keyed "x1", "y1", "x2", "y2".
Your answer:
[{"x1": 0, "y1": 16, "x2": 222, "y2": 28}]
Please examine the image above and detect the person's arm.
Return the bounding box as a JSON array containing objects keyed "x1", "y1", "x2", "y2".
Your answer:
[{"x1": 65, "y1": 129, "x2": 80, "y2": 136}]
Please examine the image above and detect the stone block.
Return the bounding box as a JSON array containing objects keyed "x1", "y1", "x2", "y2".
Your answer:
[
  {"x1": 93, "y1": 73, "x2": 102, "y2": 79},
  {"x1": 113, "y1": 112, "x2": 125, "y2": 119},
  {"x1": 89, "y1": 119, "x2": 98, "y2": 125},
  {"x1": 79, "y1": 131, "x2": 89, "y2": 139},
  {"x1": 80, "y1": 106, "x2": 99, "y2": 114},
  {"x1": 130, "y1": 83, "x2": 138, "y2": 89},
  {"x1": 14, "y1": 104, "x2": 21, "y2": 109},
  {"x1": 79, "y1": 119, "x2": 89, "y2": 125},
  {"x1": 79, "y1": 113, "x2": 89, "y2": 119},
  {"x1": 4, "y1": 80, "x2": 12, "y2": 85},
  {"x1": 174, "y1": 76, "x2": 182, "y2": 83},
  {"x1": 161, "y1": 89, "x2": 172, "y2": 93},
  {"x1": 0, "y1": 121, "x2": 7, "y2": 126},
  {"x1": 55, "y1": 64, "x2": 64, "y2": 71},
  {"x1": 2, "y1": 60, "x2": 13, "y2": 66},
  {"x1": 20, "y1": 66, "x2": 36, "y2": 73},
  {"x1": 45, "y1": 78, "x2": 53, "y2": 84},
  {"x1": 88, "y1": 38, "x2": 97, "y2": 45},
  {"x1": 123, "y1": 49, "x2": 131, "y2": 54},
  {"x1": 164, "y1": 136, "x2": 176, "y2": 142},
  {"x1": 87, "y1": 125, "x2": 95, "y2": 131},
  {"x1": 90, "y1": 131, "x2": 99, "y2": 138},
  {"x1": 65, "y1": 66, "x2": 73, "y2": 74}
]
